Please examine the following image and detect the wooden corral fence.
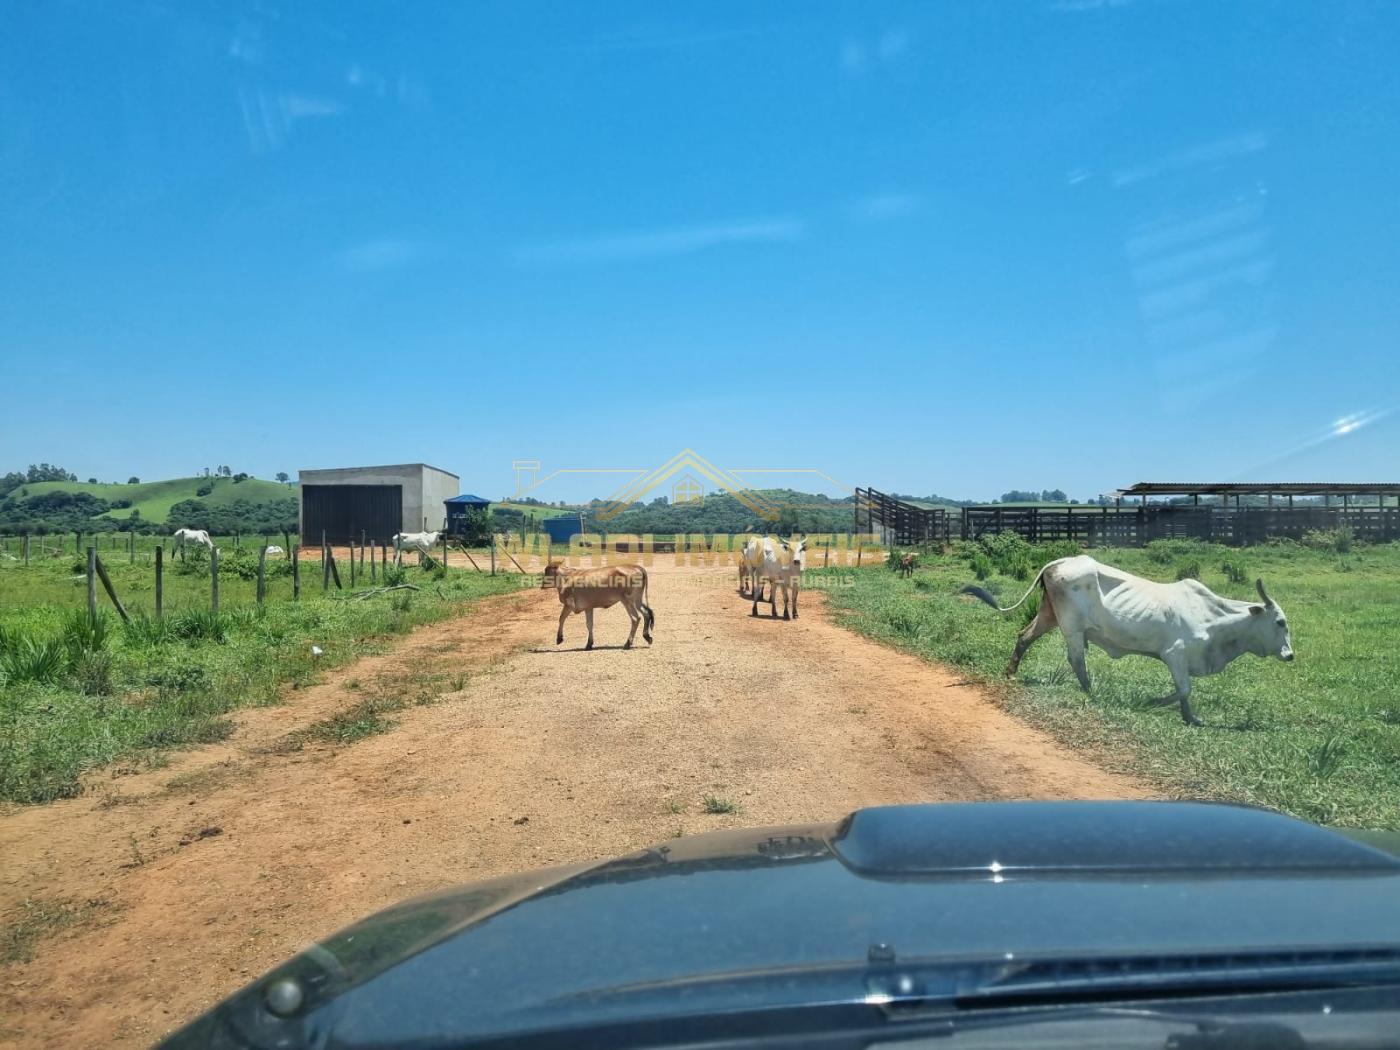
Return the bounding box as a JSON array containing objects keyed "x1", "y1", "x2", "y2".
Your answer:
[
  {"x1": 857, "y1": 490, "x2": 1400, "y2": 548},
  {"x1": 855, "y1": 488, "x2": 951, "y2": 546}
]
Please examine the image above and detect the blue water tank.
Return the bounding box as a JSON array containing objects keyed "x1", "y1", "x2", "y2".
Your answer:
[{"x1": 541, "y1": 515, "x2": 584, "y2": 544}]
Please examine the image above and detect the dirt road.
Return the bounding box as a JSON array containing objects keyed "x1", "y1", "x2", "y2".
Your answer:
[{"x1": 0, "y1": 560, "x2": 1148, "y2": 1047}]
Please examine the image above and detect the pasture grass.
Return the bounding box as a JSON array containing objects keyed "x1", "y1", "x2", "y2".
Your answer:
[
  {"x1": 811, "y1": 539, "x2": 1400, "y2": 830},
  {"x1": 1, "y1": 896, "x2": 113, "y2": 965},
  {"x1": 14, "y1": 475, "x2": 292, "y2": 523},
  {"x1": 0, "y1": 561, "x2": 519, "y2": 804},
  {"x1": 703, "y1": 794, "x2": 741, "y2": 815}
]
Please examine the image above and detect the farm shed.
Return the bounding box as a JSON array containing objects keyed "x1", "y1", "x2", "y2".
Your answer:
[
  {"x1": 298, "y1": 463, "x2": 459, "y2": 545},
  {"x1": 541, "y1": 514, "x2": 584, "y2": 545},
  {"x1": 443, "y1": 493, "x2": 490, "y2": 537}
]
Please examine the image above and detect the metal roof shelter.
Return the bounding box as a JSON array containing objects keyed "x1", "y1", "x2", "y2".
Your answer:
[{"x1": 1111, "y1": 482, "x2": 1400, "y2": 508}]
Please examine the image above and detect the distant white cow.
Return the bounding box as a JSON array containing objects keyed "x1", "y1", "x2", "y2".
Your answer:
[
  {"x1": 962, "y1": 555, "x2": 1294, "y2": 726},
  {"x1": 392, "y1": 530, "x2": 441, "y2": 561},
  {"x1": 264, "y1": 545, "x2": 284, "y2": 556},
  {"x1": 170, "y1": 528, "x2": 215, "y2": 558},
  {"x1": 748, "y1": 535, "x2": 807, "y2": 620}
]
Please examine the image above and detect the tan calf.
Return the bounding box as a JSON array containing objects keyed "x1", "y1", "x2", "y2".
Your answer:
[{"x1": 542, "y1": 561, "x2": 656, "y2": 650}]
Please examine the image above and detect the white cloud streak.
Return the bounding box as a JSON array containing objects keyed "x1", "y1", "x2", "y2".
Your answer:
[
  {"x1": 335, "y1": 239, "x2": 426, "y2": 272},
  {"x1": 511, "y1": 218, "x2": 806, "y2": 266},
  {"x1": 852, "y1": 193, "x2": 921, "y2": 220}
]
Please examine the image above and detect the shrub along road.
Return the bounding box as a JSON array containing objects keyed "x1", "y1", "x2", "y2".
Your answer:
[{"x1": 0, "y1": 558, "x2": 1145, "y2": 1048}]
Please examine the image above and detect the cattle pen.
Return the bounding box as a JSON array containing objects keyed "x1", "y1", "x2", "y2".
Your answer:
[{"x1": 856, "y1": 482, "x2": 1400, "y2": 548}]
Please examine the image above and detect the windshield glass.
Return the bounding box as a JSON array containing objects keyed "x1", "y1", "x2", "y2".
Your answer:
[{"x1": 2, "y1": 4, "x2": 1398, "y2": 1048}]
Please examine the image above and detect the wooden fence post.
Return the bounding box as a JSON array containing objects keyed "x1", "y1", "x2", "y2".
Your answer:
[
  {"x1": 442, "y1": 534, "x2": 448, "y2": 571},
  {"x1": 328, "y1": 550, "x2": 342, "y2": 589},
  {"x1": 256, "y1": 545, "x2": 267, "y2": 604},
  {"x1": 370, "y1": 540, "x2": 377, "y2": 583},
  {"x1": 292, "y1": 545, "x2": 301, "y2": 600},
  {"x1": 23, "y1": 533, "x2": 29, "y2": 565},
  {"x1": 349, "y1": 538, "x2": 357, "y2": 587},
  {"x1": 155, "y1": 546, "x2": 164, "y2": 618},
  {"x1": 87, "y1": 546, "x2": 97, "y2": 617},
  {"x1": 322, "y1": 541, "x2": 330, "y2": 591},
  {"x1": 94, "y1": 555, "x2": 130, "y2": 622},
  {"x1": 211, "y1": 546, "x2": 219, "y2": 612},
  {"x1": 490, "y1": 539, "x2": 496, "y2": 576}
]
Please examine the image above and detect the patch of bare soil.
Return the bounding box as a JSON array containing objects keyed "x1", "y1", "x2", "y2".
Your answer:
[{"x1": 0, "y1": 561, "x2": 1148, "y2": 1047}]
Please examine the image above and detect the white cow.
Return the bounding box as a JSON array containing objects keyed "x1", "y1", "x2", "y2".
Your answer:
[
  {"x1": 170, "y1": 528, "x2": 215, "y2": 557},
  {"x1": 747, "y1": 535, "x2": 807, "y2": 620},
  {"x1": 264, "y1": 545, "x2": 284, "y2": 555},
  {"x1": 392, "y1": 531, "x2": 441, "y2": 559},
  {"x1": 962, "y1": 555, "x2": 1294, "y2": 726}
]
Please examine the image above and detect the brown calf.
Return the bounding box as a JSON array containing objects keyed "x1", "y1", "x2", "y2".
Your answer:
[{"x1": 542, "y1": 561, "x2": 656, "y2": 650}]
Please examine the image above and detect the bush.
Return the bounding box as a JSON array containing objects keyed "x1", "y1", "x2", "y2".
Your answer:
[
  {"x1": 1221, "y1": 559, "x2": 1248, "y2": 584},
  {"x1": 0, "y1": 635, "x2": 67, "y2": 685},
  {"x1": 1174, "y1": 560, "x2": 1203, "y2": 581},
  {"x1": 1033, "y1": 540, "x2": 1080, "y2": 564},
  {"x1": 970, "y1": 553, "x2": 993, "y2": 580},
  {"x1": 1145, "y1": 538, "x2": 1214, "y2": 565},
  {"x1": 195, "y1": 481, "x2": 215, "y2": 497},
  {"x1": 166, "y1": 609, "x2": 229, "y2": 643},
  {"x1": 1302, "y1": 527, "x2": 1354, "y2": 554},
  {"x1": 979, "y1": 531, "x2": 1034, "y2": 579}
]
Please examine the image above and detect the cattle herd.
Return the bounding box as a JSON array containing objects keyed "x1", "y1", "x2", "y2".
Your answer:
[
  {"x1": 536, "y1": 537, "x2": 1296, "y2": 730},
  {"x1": 160, "y1": 524, "x2": 1295, "y2": 728}
]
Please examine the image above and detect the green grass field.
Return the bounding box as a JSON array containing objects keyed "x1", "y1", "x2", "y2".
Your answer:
[
  {"x1": 810, "y1": 538, "x2": 1400, "y2": 830},
  {"x1": 0, "y1": 554, "x2": 521, "y2": 804},
  {"x1": 15, "y1": 475, "x2": 293, "y2": 523}
]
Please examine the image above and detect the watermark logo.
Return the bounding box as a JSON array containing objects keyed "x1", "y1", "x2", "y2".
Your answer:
[
  {"x1": 595, "y1": 448, "x2": 781, "y2": 523},
  {"x1": 672, "y1": 473, "x2": 704, "y2": 505}
]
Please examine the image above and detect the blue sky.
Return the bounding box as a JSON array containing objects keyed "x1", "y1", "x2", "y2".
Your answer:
[{"x1": 2, "y1": 1, "x2": 1397, "y2": 503}]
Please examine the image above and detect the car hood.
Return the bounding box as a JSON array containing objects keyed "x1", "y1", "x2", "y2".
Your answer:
[{"x1": 162, "y1": 801, "x2": 1400, "y2": 1048}]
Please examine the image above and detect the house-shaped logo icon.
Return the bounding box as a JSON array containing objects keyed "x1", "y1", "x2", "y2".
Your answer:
[
  {"x1": 595, "y1": 449, "x2": 780, "y2": 522},
  {"x1": 672, "y1": 473, "x2": 704, "y2": 505}
]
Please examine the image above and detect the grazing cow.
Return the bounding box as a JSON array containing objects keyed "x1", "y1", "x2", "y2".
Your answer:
[
  {"x1": 750, "y1": 535, "x2": 806, "y2": 620},
  {"x1": 263, "y1": 545, "x2": 284, "y2": 556},
  {"x1": 542, "y1": 561, "x2": 655, "y2": 650},
  {"x1": 897, "y1": 551, "x2": 917, "y2": 578},
  {"x1": 392, "y1": 531, "x2": 440, "y2": 559},
  {"x1": 170, "y1": 528, "x2": 214, "y2": 557},
  {"x1": 962, "y1": 555, "x2": 1294, "y2": 726}
]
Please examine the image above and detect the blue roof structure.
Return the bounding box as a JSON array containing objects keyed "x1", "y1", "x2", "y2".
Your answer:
[{"x1": 444, "y1": 494, "x2": 490, "y2": 504}]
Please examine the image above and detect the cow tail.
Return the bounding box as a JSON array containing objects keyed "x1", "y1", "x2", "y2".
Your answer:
[
  {"x1": 640, "y1": 567, "x2": 655, "y2": 632},
  {"x1": 960, "y1": 561, "x2": 1054, "y2": 614}
]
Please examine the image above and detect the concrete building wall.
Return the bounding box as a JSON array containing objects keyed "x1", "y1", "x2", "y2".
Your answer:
[
  {"x1": 298, "y1": 463, "x2": 459, "y2": 537},
  {"x1": 421, "y1": 468, "x2": 460, "y2": 532}
]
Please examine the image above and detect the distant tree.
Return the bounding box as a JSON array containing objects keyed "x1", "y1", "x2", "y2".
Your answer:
[
  {"x1": 219, "y1": 465, "x2": 232, "y2": 477},
  {"x1": 275, "y1": 472, "x2": 290, "y2": 484},
  {"x1": 1040, "y1": 488, "x2": 1068, "y2": 502},
  {"x1": 127, "y1": 476, "x2": 140, "y2": 484},
  {"x1": 999, "y1": 490, "x2": 1040, "y2": 503},
  {"x1": 26, "y1": 463, "x2": 77, "y2": 483},
  {"x1": 0, "y1": 470, "x2": 25, "y2": 496},
  {"x1": 87, "y1": 478, "x2": 98, "y2": 485}
]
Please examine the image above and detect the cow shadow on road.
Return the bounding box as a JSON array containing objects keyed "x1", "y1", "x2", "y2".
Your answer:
[{"x1": 528, "y1": 644, "x2": 634, "y2": 654}]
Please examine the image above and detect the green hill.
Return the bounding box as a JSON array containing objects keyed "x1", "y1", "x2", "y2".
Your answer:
[{"x1": 18, "y1": 476, "x2": 293, "y2": 524}]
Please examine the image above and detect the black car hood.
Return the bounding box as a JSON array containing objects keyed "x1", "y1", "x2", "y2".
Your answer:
[{"x1": 162, "y1": 801, "x2": 1400, "y2": 1049}]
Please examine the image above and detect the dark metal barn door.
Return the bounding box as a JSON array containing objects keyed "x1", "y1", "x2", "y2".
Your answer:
[{"x1": 301, "y1": 485, "x2": 402, "y2": 544}]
